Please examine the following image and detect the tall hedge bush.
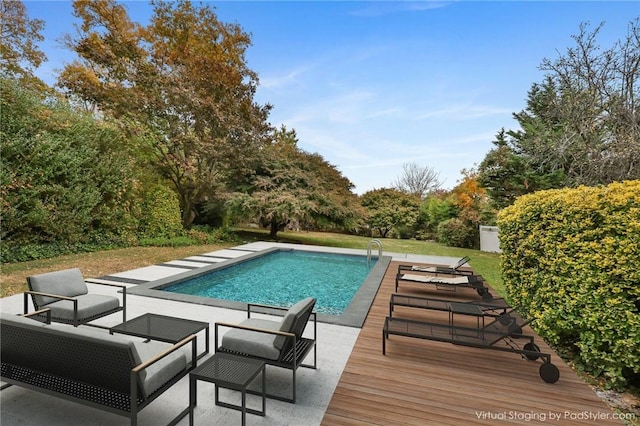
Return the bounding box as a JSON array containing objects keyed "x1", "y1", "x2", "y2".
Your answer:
[
  {"x1": 138, "y1": 185, "x2": 183, "y2": 238},
  {"x1": 1, "y1": 78, "x2": 138, "y2": 246},
  {"x1": 497, "y1": 181, "x2": 640, "y2": 389}
]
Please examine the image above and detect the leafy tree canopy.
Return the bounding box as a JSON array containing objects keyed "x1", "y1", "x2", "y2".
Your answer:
[
  {"x1": 0, "y1": 0, "x2": 46, "y2": 88},
  {"x1": 58, "y1": 0, "x2": 272, "y2": 228},
  {"x1": 479, "y1": 19, "x2": 640, "y2": 207},
  {"x1": 360, "y1": 188, "x2": 421, "y2": 238},
  {"x1": 418, "y1": 192, "x2": 457, "y2": 239},
  {"x1": 0, "y1": 77, "x2": 137, "y2": 244},
  {"x1": 225, "y1": 126, "x2": 362, "y2": 238}
]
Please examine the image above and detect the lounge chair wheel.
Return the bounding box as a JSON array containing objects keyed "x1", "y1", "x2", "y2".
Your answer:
[
  {"x1": 539, "y1": 362, "x2": 560, "y2": 383},
  {"x1": 523, "y1": 342, "x2": 541, "y2": 360}
]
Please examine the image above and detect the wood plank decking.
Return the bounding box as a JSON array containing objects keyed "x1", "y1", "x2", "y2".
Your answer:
[{"x1": 322, "y1": 261, "x2": 622, "y2": 425}]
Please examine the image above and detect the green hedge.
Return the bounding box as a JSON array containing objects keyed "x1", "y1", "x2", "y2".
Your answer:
[
  {"x1": 1, "y1": 77, "x2": 139, "y2": 246},
  {"x1": 436, "y1": 218, "x2": 476, "y2": 248},
  {"x1": 497, "y1": 180, "x2": 640, "y2": 389},
  {"x1": 138, "y1": 185, "x2": 183, "y2": 238}
]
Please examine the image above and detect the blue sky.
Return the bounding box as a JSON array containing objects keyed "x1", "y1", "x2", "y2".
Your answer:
[{"x1": 26, "y1": 1, "x2": 638, "y2": 193}]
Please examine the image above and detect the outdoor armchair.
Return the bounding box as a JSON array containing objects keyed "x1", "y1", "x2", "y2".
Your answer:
[
  {"x1": 24, "y1": 267, "x2": 126, "y2": 328},
  {"x1": 215, "y1": 297, "x2": 317, "y2": 403}
]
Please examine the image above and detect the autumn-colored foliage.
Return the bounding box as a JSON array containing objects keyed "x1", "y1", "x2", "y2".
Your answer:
[{"x1": 59, "y1": 0, "x2": 271, "y2": 228}]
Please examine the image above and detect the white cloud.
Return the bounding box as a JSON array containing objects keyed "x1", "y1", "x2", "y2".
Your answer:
[
  {"x1": 416, "y1": 104, "x2": 513, "y2": 120},
  {"x1": 350, "y1": 1, "x2": 453, "y2": 17}
]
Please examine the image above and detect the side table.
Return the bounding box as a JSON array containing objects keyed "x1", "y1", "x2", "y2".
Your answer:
[{"x1": 190, "y1": 352, "x2": 266, "y2": 426}]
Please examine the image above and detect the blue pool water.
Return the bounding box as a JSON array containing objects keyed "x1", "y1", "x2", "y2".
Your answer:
[{"x1": 161, "y1": 250, "x2": 374, "y2": 315}]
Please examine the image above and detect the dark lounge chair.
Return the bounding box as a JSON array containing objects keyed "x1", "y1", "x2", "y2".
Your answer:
[
  {"x1": 214, "y1": 297, "x2": 317, "y2": 403},
  {"x1": 24, "y1": 268, "x2": 126, "y2": 328},
  {"x1": 389, "y1": 293, "x2": 510, "y2": 318},
  {"x1": 382, "y1": 308, "x2": 560, "y2": 383}
]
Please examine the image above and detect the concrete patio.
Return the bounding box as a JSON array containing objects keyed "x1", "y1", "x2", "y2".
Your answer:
[{"x1": 1, "y1": 243, "x2": 454, "y2": 425}]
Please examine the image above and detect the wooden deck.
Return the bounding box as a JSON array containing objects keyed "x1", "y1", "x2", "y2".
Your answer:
[{"x1": 322, "y1": 261, "x2": 621, "y2": 425}]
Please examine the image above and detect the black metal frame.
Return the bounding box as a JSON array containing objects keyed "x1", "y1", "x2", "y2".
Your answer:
[
  {"x1": 1, "y1": 310, "x2": 197, "y2": 426},
  {"x1": 389, "y1": 293, "x2": 510, "y2": 318},
  {"x1": 109, "y1": 313, "x2": 210, "y2": 360},
  {"x1": 189, "y1": 352, "x2": 266, "y2": 426},
  {"x1": 382, "y1": 311, "x2": 560, "y2": 383},
  {"x1": 24, "y1": 277, "x2": 127, "y2": 328},
  {"x1": 214, "y1": 302, "x2": 317, "y2": 403}
]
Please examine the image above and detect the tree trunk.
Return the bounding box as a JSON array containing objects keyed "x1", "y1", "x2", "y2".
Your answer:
[
  {"x1": 181, "y1": 199, "x2": 196, "y2": 230},
  {"x1": 269, "y1": 220, "x2": 279, "y2": 239}
]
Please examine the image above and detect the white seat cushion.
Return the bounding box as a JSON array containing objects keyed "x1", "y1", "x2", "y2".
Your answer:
[
  {"x1": 221, "y1": 318, "x2": 282, "y2": 360},
  {"x1": 134, "y1": 340, "x2": 187, "y2": 397},
  {"x1": 45, "y1": 294, "x2": 120, "y2": 321}
]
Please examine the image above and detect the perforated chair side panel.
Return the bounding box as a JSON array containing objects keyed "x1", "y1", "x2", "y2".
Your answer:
[{"x1": 1, "y1": 323, "x2": 139, "y2": 396}]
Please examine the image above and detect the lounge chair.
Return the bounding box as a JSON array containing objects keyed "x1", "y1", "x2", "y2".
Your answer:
[
  {"x1": 382, "y1": 309, "x2": 560, "y2": 383},
  {"x1": 398, "y1": 256, "x2": 471, "y2": 276},
  {"x1": 389, "y1": 293, "x2": 510, "y2": 318},
  {"x1": 214, "y1": 297, "x2": 317, "y2": 403},
  {"x1": 395, "y1": 271, "x2": 493, "y2": 300},
  {"x1": 24, "y1": 268, "x2": 126, "y2": 327}
]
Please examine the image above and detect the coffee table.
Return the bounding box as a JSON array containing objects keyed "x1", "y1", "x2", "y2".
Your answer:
[
  {"x1": 110, "y1": 313, "x2": 209, "y2": 359},
  {"x1": 189, "y1": 352, "x2": 265, "y2": 426}
]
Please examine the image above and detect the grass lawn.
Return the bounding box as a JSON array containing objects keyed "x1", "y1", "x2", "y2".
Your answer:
[
  {"x1": 1, "y1": 228, "x2": 503, "y2": 298},
  {"x1": 1, "y1": 244, "x2": 234, "y2": 297},
  {"x1": 258, "y1": 229, "x2": 504, "y2": 293}
]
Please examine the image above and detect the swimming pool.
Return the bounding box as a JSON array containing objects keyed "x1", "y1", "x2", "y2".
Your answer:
[
  {"x1": 127, "y1": 246, "x2": 392, "y2": 327},
  {"x1": 162, "y1": 250, "x2": 371, "y2": 315}
]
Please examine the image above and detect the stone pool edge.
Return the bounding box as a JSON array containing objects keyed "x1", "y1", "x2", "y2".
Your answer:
[{"x1": 126, "y1": 246, "x2": 392, "y2": 328}]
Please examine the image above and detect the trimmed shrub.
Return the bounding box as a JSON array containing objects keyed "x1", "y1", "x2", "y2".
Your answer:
[
  {"x1": 138, "y1": 185, "x2": 183, "y2": 238},
  {"x1": 498, "y1": 180, "x2": 640, "y2": 389},
  {"x1": 436, "y1": 218, "x2": 476, "y2": 248}
]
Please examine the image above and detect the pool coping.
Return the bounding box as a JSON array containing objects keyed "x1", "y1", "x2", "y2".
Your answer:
[{"x1": 126, "y1": 246, "x2": 392, "y2": 328}]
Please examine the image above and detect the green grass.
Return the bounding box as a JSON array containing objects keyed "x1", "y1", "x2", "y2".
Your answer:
[{"x1": 2, "y1": 228, "x2": 504, "y2": 298}]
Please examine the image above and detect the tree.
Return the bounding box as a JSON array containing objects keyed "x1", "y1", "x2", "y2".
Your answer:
[
  {"x1": 478, "y1": 87, "x2": 572, "y2": 208},
  {"x1": 534, "y1": 20, "x2": 640, "y2": 184},
  {"x1": 360, "y1": 188, "x2": 421, "y2": 238},
  {"x1": 418, "y1": 192, "x2": 456, "y2": 239},
  {"x1": 393, "y1": 162, "x2": 441, "y2": 199},
  {"x1": 479, "y1": 129, "x2": 532, "y2": 209},
  {"x1": 438, "y1": 169, "x2": 492, "y2": 248},
  {"x1": 225, "y1": 127, "x2": 362, "y2": 238},
  {"x1": 478, "y1": 20, "x2": 640, "y2": 206},
  {"x1": 58, "y1": 0, "x2": 271, "y2": 228},
  {"x1": 0, "y1": 0, "x2": 46, "y2": 87},
  {"x1": 452, "y1": 169, "x2": 486, "y2": 211}
]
